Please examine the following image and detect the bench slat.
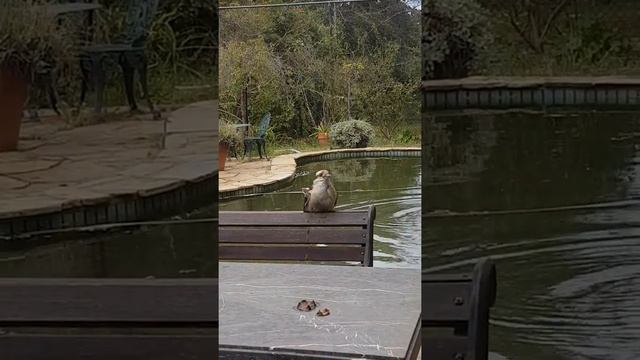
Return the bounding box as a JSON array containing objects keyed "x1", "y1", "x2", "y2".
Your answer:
[
  {"x1": 0, "y1": 279, "x2": 217, "y2": 323},
  {"x1": 220, "y1": 245, "x2": 365, "y2": 263},
  {"x1": 220, "y1": 211, "x2": 370, "y2": 226},
  {"x1": 220, "y1": 227, "x2": 368, "y2": 244},
  {"x1": 219, "y1": 207, "x2": 375, "y2": 266},
  {"x1": 422, "y1": 259, "x2": 497, "y2": 360},
  {"x1": 422, "y1": 281, "x2": 471, "y2": 323},
  {"x1": 0, "y1": 335, "x2": 217, "y2": 360},
  {"x1": 422, "y1": 335, "x2": 470, "y2": 359}
]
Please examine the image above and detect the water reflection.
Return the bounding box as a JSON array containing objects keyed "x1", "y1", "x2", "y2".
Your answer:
[
  {"x1": 423, "y1": 112, "x2": 640, "y2": 360},
  {"x1": 0, "y1": 204, "x2": 218, "y2": 278},
  {"x1": 221, "y1": 158, "x2": 421, "y2": 268}
]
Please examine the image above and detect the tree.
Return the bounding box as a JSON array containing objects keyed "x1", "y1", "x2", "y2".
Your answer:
[
  {"x1": 479, "y1": 0, "x2": 571, "y2": 54},
  {"x1": 423, "y1": 0, "x2": 492, "y2": 79},
  {"x1": 219, "y1": 0, "x2": 420, "y2": 139}
]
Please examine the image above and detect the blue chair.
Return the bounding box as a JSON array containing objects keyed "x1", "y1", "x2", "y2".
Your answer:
[{"x1": 243, "y1": 113, "x2": 271, "y2": 160}]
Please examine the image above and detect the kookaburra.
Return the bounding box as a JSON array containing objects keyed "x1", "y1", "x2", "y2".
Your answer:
[{"x1": 302, "y1": 170, "x2": 338, "y2": 212}]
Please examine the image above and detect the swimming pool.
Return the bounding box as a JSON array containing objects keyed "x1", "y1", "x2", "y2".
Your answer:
[{"x1": 221, "y1": 157, "x2": 422, "y2": 269}]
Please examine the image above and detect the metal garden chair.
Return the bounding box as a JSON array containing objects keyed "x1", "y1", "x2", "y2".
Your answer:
[
  {"x1": 242, "y1": 112, "x2": 271, "y2": 160},
  {"x1": 79, "y1": 0, "x2": 160, "y2": 118}
]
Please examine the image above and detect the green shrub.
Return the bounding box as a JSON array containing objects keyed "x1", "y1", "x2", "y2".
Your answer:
[
  {"x1": 219, "y1": 120, "x2": 241, "y2": 145},
  {"x1": 329, "y1": 119, "x2": 374, "y2": 149},
  {"x1": 0, "y1": 0, "x2": 76, "y2": 79}
]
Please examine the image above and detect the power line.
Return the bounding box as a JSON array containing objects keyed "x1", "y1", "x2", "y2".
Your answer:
[{"x1": 220, "y1": 0, "x2": 375, "y2": 10}]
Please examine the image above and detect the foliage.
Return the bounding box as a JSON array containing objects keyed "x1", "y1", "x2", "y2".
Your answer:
[
  {"x1": 423, "y1": 0, "x2": 492, "y2": 78},
  {"x1": 450, "y1": 0, "x2": 640, "y2": 76},
  {"x1": 329, "y1": 119, "x2": 374, "y2": 149},
  {"x1": 395, "y1": 126, "x2": 420, "y2": 145},
  {"x1": 311, "y1": 120, "x2": 331, "y2": 136},
  {"x1": 478, "y1": 0, "x2": 570, "y2": 54},
  {"x1": 0, "y1": 0, "x2": 75, "y2": 80},
  {"x1": 553, "y1": 18, "x2": 634, "y2": 71},
  {"x1": 219, "y1": 120, "x2": 241, "y2": 145},
  {"x1": 220, "y1": 0, "x2": 420, "y2": 140},
  {"x1": 355, "y1": 45, "x2": 419, "y2": 140},
  {"x1": 57, "y1": 0, "x2": 215, "y2": 108},
  {"x1": 219, "y1": 38, "x2": 288, "y2": 136}
]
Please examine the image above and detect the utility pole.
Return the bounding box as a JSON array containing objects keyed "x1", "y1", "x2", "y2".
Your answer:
[
  {"x1": 347, "y1": 79, "x2": 351, "y2": 119},
  {"x1": 333, "y1": 3, "x2": 337, "y2": 32}
]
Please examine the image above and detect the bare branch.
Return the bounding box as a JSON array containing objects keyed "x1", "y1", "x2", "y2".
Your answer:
[
  {"x1": 508, "y1": 10, "x2": 539, "y2": 53},
  {"x1": 541, "y1": 0, "x2": 570, "y2": 41}
]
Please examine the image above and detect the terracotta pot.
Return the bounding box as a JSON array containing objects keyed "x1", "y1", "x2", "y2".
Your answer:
[
  {"x1": 317, "y1": 132, "x2": 329, "y2": 145},
  {"x1": 219, "y1": 142, "x2": 229, "y2": 171},
  {"x1": 0, "y1": 68, "x2": 27, "y2": 152}
]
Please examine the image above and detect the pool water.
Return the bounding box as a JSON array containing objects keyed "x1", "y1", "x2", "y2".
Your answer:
[
  {"x1": 220, "y1": 157, "x2": 422, "y2": 269},
  {"x1": 424, "y1": 112, "x2": 640, "y2": 360},
  {"x1": 0, "y1": 204, "x2": 218, "y2": 278}
]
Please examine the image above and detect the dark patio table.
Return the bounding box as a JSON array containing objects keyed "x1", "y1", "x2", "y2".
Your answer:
[{"x1": 219, "y1": 262, "x2": 421, "y2": 359}]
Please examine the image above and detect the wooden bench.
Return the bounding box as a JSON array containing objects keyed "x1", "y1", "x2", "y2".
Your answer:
[
  {"x1": 0, "y1": 278, "x2": 218, "y2": 359},
  {"x1": 219, "y1": 206, "x2": 376, "y2": 266},
  {"x1": 422, "y1": 258, "x2": 497, "y2": 360}
]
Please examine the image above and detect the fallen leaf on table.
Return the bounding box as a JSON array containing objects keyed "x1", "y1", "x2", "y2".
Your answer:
[{"x1": 296, "y1": 299, "x2": 317, "y2": 312}]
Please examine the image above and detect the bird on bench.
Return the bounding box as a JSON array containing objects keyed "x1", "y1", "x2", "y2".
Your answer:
[{"x1": 302, "y1": 169, "x2": 338, "y2": 212}]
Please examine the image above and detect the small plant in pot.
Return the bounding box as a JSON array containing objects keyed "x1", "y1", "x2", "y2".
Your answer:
[
  {"x1": 0, "y1": 1, "x2": 74, "y2": 151},
  {"x1": 311, "y1": 121, "x2": 331, "y2": 146},
  {"x1": 219, "y1": 120, "x2": 241, "y2": 171},
  {"x1": 329, "y1": 119, "x2": 374, "y2": 149}
]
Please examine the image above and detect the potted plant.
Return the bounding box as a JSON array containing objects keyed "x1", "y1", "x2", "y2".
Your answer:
[
  {"x1": 0, "y1": 1, "x2": 73, "y2": 151},
  {"x1": 219, "y1": 120, "x2": 241, "y2": 171},
  {"x1": 311, "y1": 121, "x2": 331, "y2": 146}
]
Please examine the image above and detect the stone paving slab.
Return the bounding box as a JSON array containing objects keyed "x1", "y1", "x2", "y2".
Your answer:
[
  {"x1": 219, "y1": 147, "x2": 420, "y2": 197},
  {"x1": 0, "y1": 101, "x2": 218, "y2": 221}
]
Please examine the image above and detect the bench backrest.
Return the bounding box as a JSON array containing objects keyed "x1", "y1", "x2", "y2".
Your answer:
[
  {"x1": 422, "y1": 258, "x2": 497, "y2": 360},
  {"x1": 219, "y1": 206, "x2": 375, "y2": 266},
  {"x1": 0, "y1": 278, "x2": 218, "y2": 359}
]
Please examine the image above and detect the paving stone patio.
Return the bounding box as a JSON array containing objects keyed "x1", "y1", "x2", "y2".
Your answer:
[
  {"x1": 219, "y1": 147, "x2": 420, "y2": 199},
  {"x1": 0, "y1": 101, "x2": 217, "y2": 220}
]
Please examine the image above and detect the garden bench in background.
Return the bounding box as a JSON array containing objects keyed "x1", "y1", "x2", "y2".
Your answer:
[
  {"x1": 422, "y1": 258, "x2": 497, "y2": 360},
  {"x1": 0, "y1": 278, "x2": 217, "y2": 359},
  {"x1": 219, "y1": 205, "x2": 375, "y2": 266}
]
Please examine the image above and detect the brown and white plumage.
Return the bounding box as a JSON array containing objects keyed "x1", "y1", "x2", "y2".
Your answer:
[{"x1": 302, "y1": 170, "x2": 338, "y2": 212}]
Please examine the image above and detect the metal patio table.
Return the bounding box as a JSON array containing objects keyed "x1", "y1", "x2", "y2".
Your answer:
[{"x1": 219, "y1": 262, "x2": 421, "y2": 359}]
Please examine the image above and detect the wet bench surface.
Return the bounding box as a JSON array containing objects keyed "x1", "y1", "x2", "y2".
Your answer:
[{"x1": 219, "y1": 262, "x2": 421, "y2": 359}]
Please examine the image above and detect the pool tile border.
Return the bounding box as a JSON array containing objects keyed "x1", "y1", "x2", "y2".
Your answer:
[
  {"x1": 0, "y1": 173, "x2": 217, "y2": 239},
  {"x1": 422, "y1": 76, "x2": 640, "y2": 110}
]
